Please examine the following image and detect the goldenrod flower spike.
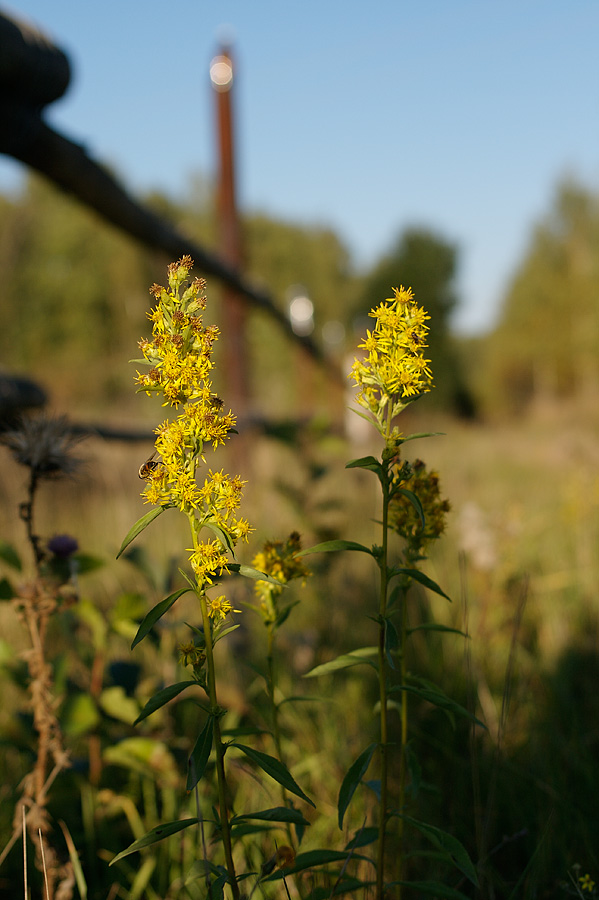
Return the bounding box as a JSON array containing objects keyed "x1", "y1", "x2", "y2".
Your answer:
[
  {"x1": 135, "y1": 256, "x2": 252, "y2": 610},
  {"x1": 349, "y1": 285, "x2": 433, "y2": 440}
]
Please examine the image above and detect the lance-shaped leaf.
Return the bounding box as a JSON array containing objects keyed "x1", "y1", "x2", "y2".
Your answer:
[
  {"x1": 187, "y1": 716, "x2": 214, "y2": 791},
  {"x1": 407, "y1": 623, "x2": 468, "y2": 638},
  {"x1": 390, "y1": 680, "x2": 486, "y2": 729},
  {"x1": 296, "y1": 540, "x2": 373, "y2": 558},
  {"x1": 401, "y1": 431, "x2": 444, "y2": 443},
  {"x1": 227, "y1": 563, "x2": 286, "y2": 586},
  {"x1": 134, "y1": 680, "x2": 200, "y2": 725},
  {"x1": 338, "y1": 743, "x2": 377, "y2": 828},
  {"x1": 389, "y1": 567, "x2": 451, "y2": 601},
  {"x1": 231, "y1": 743, "x2": 315, "y2": 808},
  {"x1": 109, "y1": 818, "x2": 198, "y2": 866},
  {"x1": 390, "y1": 487, "x2": 425, "y2": 530},
  {"x1": 231, "y1": 807, "x2": 310, "y2": 827},
  {"x1": 304, "y1": 647, "x2": 378, "y2": 678},
  {"x1": 202, "y1": 518, "x2": 235, "y2": 555},
  {"x1": 263, "y1": 848, "x2": 374, "y2": 881},
  {"x1": 117, "y1": 507, "x2": 169, "y2": 559},
  {"x1": 393, "y1": 815, "x2": 478, "y2": 887},
  {"x1": 345, "y1": 455, "x2": 385, "y2": 486},
  {"x1": 131, "y1": 588, "x2": 190, "y2": 649}
]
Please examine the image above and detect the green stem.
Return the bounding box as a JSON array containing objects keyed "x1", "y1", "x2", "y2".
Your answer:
[
  {"x1": 197, "y1": 587, "x2": 239, "y2": 899},
  {"x1": 376, "y1": 463, "x2": 390, "y2": 900},
  {"x1": 396, "y1": 582, "x2": 409, "y2": 896},
  {"x1": 266, "y1": 623, "x2": 295, "y2": 847}
]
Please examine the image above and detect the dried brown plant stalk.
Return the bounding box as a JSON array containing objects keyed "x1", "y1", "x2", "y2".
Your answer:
[{"x1": 0, "y1": 415, "x2": 83, "y2": 898}]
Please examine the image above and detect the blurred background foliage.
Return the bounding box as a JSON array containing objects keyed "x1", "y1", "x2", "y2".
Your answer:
[{"x1": 1, "y1": 168, "x2": 599, "y2": 897}]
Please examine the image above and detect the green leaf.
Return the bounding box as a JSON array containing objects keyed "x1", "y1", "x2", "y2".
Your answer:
[
  {"x1": 109, "y1": 818, "x2": 198, "y2": 866},
  {"x1": 392, "y1": 488, "x2": 425, "y2": 529},
  {"x1": 232, "y1": 807, "x2": 310, "y2": 827},
  {"x1": 396, "y1": 815, "x2": 479, "y2": 886},
  {"x1": 221, "y1": 725, "x2": 271, "y2": 738},
  {"x1": 345, "y1": 455, "x2": 384, "y2": 482},
  {"x1": 345, "y1": 826, "x2": 379, "y2": 850},
  {"x1": 61, "y1": 693, "x2": 100, "y2": 737},
  {"x1": 0, "y1": 541, "x2": 22, "y2": 571},
  {"x1": 338, "y1": 743, "x2": 377, "y2": 828},
  {"x1": 347, "y1": 405, "x2": 378, "y2": 429},
  {"x1": 134, "y1": 680, "x2": 200, "y2": 725},
  {"x1": 304, "y1": 647, "x2": 378, "y2": 678},
  {"x1": 390, "y1": 881, "x2": 472, "y2": 899},
  {"x1": 131, "y1": 588, "x2": 189, "y2": 649},
  {"x1": 0, "y1": 577, "x2": 14, "y2": 600},
  {"x1": 117, "y1": 506, "x2": 169, "y2": 559},
  {"x1": 297, "y1": 539, "x2": 373, "y2": 558},
  {"x1": 213, "y1": 623, "x2": 240, "y2": 645},
  {"x1": 407, "y1": 623, "x2": 468, "y2": 638},
  {"x1": 187, "y1": 716, "x2": 214, "y2": 791},
  {"x1": 203, "y1": 518, "x2": 235, "y2": 554},
  {"x1": 401, "y1": 431, "x2": 444, "y2": 443},
  {"x1": 263, "y1": 848, "x2": 374, "y2": 881},
  {"x1": 392, "y1": 680, "x2": 486, "y2": 729},
  {"x1": 99, "y1": 686, "x2": 139, "y2": 725},
  {"x1": 227, "y1": 563, "x2": 285, "y2": 586},
  {"x1": 231, "y1": 743, "x2": 315, "y2": 808},
  {"x1": 72, "y1": 553, "x2": 104, "y2": 574},
  {"x1": 389, "y1": 567, "x2": 451, "y2": 601}
]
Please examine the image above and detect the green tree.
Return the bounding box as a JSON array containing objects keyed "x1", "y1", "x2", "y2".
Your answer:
[
  {"x1": 0, "y1": 174, "x2": 155, "y2": 410},
  {"x1": 485, "y1": 178, "x2": 599, "y2": 414}
]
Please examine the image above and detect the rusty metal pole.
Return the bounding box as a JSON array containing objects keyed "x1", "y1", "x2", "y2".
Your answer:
[{"x1": 209, "y1": 46, "x2": 248, "y2": 412}]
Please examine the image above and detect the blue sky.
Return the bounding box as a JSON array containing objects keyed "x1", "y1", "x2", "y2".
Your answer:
[{"x1": 2, "y1": 1, "x2": 598, "y2": 333}]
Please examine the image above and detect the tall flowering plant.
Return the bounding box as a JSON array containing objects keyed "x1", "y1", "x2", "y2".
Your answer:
[
  {"x1": 114, "y1": 258, "x2": 313, "y2": 898},
  {"x1": 300, "y1": 287, "x2": 480, "y2": 899}
]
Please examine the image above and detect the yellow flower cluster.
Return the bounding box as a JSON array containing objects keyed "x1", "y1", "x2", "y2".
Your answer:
[
  {"x1": 388, "y1": 459, "x2": 450, "y2": 551},
  {"x1": 252, "y1": 532, "x2": 310, "y2": 624},
  {"x1": 350, "y1": 286, "x2": 433, "y2": 432},
  {"x1": 136, "y1": 257, "x2": 252, "y2": 599},
  {"x1": 580, "y1": 874, "x2": 596, "y2": 893}
]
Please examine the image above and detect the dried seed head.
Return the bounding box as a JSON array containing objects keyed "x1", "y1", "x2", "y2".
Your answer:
[{"x1": 1, "y1": 414, "x2": 83, "y2": 478}]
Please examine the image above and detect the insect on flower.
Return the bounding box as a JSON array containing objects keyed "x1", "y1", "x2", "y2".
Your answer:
[{"x1": 138, "y1": 451, "x2": 161, "y2": 480}]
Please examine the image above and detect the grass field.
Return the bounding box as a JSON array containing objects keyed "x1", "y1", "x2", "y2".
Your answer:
[{"x1": 1, "y1": 397, "x2": 598, "y2": 898}]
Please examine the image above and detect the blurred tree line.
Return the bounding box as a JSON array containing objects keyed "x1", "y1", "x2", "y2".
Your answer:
[
  {"x1": 3, "y1": 170, "x2": 598, "y2": 423},
  {"x1": 0, "y1": 172, "x2": 474, "y2": 422},
  {"x1": 478, "y1": 177, "x2": 599, "y2": 416}
]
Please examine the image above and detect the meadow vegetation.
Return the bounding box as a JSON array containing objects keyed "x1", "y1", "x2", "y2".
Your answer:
[{"x1": 0, "y1": 173, "x2": 598, "y2": 898}]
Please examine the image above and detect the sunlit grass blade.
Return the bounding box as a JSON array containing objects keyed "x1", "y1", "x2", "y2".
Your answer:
[
  {"x1": 116, "y1": 506, "x2": 169, "y2": 558},
  {"x1": 304, "y1": 647, "x2": 378, "y2": 678},
  {"x1": 131, "y1": 588, "x2": 190, "y2": 649},
  {"x1": 109, "y1": 818, "x2": 199, "y2": 866},
  {"x1": 134, "y1": 680, "x2": 200, "y2": 725},
  {"x1": 231, "y1": 743, "x2": 315, "y2": 808},
  {"x1": 338, "y1": 743, "x2": 377, "y2": 828}
]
